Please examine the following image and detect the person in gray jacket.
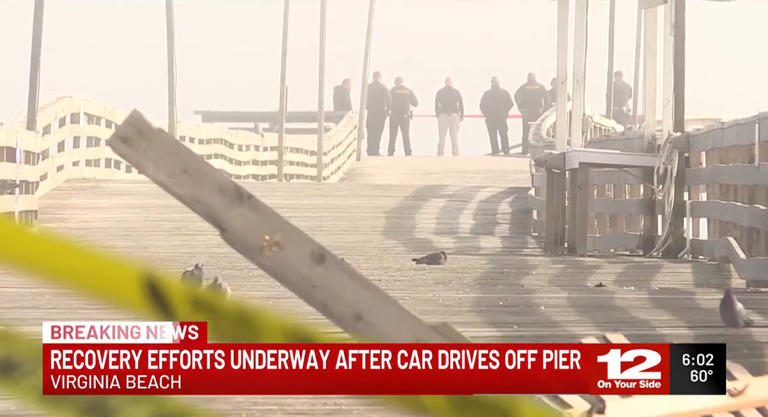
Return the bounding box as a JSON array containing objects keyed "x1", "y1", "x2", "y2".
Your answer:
[{"x1": 480, "y1": 77, "x2": 514, "y2": 155}]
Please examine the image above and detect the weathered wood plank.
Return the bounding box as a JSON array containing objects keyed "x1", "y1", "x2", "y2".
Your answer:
[
  {"x1": 108, "y1": 110, "x2": 447, "y2": 343},
  {"x1": 687, "y1": 163, "x2": 768, "y2": 187},
  {"x1": 690, "y1": 237, "x2": 768, "y2": 282},
  {"x1": 603, "y1": 375, "x2": 768, "y2": 417},
  {"x1": 690, "y1": 200, "x2": 768, "y2": 231},
  {"x1": 588, "y1": 232, "x2": 642, "y2": 252}
]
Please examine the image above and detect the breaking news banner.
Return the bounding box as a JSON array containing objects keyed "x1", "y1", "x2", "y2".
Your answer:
[{"x1": 42, "y1": 321, "x2": 726, "y2": 396}]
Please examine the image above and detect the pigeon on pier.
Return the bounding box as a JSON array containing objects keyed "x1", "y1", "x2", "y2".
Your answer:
[
  {"x1": 181, "y1": 263, "x2": 204, "y2": 287},
  {"x1": 720, "y1": 288, "x2": 753, "y2": 328},
  {"x1": 207, "y1": 276, "x2": 231, "y2": 298},
  {"x1": 412, "y1": 251, "x2": 448, "y2": 265}
]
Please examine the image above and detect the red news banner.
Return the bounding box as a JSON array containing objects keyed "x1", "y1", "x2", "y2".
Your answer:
[{"x1": 42, "y1": 321, "x2": 725, "y2": 396}]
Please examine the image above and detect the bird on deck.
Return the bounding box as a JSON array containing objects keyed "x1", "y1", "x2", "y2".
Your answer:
[
  {"x1": 181, "y1": 263, "x2": 204, "y2": 287},
  {"x1": 719, "y1": 288, "x2": 753, "y2": 328},
  {"x1": 412, "y1": 251, "x2": 448, "y2": 265},
  {"x1": 207, "y1": 276, "x2": 231, "y2": 298}
]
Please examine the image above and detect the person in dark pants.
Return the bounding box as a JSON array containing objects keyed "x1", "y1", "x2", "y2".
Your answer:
[
  {"x1": 388, "y1": 77, "x2": 418, "y2": 156},
  {"x1": 333, "y1": 79, "x2": 352, "y2": 112},
  {"x1": 610, "y1": 70, "x2": 633, "y2": 127},
  {"x1": 514, "y1": 73, "x2": 550, "y2": 154},
  {"x1": 480, "y1": 77, "x2": 514, "y2": 155},
  {"x1": 365, "y1": 71, "x2": 390, "y2": 156}
]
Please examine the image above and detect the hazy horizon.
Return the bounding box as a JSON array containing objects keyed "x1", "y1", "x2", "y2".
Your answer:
[{"x1": 1, "y1": 0, "x2": 766, "y2": 155}]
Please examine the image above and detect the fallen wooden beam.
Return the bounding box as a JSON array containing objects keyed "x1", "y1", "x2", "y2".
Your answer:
[
  {"x1": 690, "y1": 237, "x2": 768, "y2": 283},
  {"x1": 108, "y1": 110, "x2": 448, "y2": 343},
  {"x1": 602, "y1": 375, "x2": 768, "y2": 417}
]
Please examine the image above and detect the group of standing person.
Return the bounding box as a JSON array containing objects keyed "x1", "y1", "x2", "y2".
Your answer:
[
  {"x1": 345, "y1": 71, "x2": 465, "y2": 157},
  {"x1": 332, "y1": 69, "x2": 631, "y2": 157}
]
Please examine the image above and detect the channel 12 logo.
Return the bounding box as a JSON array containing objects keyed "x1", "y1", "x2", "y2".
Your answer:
[{"x1": 593, "y1": 347, "x2": 667, "y2": 394}]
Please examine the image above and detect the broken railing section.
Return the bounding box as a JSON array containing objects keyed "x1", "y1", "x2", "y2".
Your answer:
[
  {"x1": 109, "y1": 110, "x2": 449, "y2": 344},
  {"x1": 531, "y1": 112, "x2": 768, "y2": 287}
]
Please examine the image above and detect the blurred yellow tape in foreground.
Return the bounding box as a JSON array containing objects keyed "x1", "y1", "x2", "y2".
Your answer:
[
  {"x1": 0, "y1": 215, "x2": 326, "y2": 344},
  {"x1": 0, "y1": 216, "x2": 555, "y2": 417},
  {"x1": 0, "y1": 326, "x2": 215, "y2": 417}
]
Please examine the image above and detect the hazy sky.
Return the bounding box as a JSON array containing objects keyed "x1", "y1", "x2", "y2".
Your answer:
[{"x1": 1, "y1": 0, "x2": 766, "y2": 154}]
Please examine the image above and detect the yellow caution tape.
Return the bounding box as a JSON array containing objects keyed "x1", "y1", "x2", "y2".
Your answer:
[
  {"x1": 0, "y1": 326, "x2": 215, "y2": 417},
  {"x1": 0, "y1": 217, "x2": 556, "y2": 417}
]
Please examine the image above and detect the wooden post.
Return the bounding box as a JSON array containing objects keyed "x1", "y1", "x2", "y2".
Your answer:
[
  {"x1": 356, "y1": 0, "x2": 376, "y2": 161},
  {"x1": 165, "y1": 0, "x2": 177, "y2": 138},
  {"x1": 570, "y1": 0, "x2": 589, "y2": 148},
  {"x1": 25, "y1": 0, "x2": 45, "y2": 132},
  {"x1": 673, "y1": 0, "x2": 686, "y2": 133},
  {"x1": 316, "y1": 0, "x2": 327, "y2": 182},
  {"x1": 661, "y1": 0, "x2": 675, "y2": 139},
  {"x1": 605, "y1": 0, "x2": 616, "y2": 118},
  {"x1": 545, "y1": 169, "x2": 567, "y2": 254},
  {"x1": 642, "y1": 167, "x2": 658, "y2": 255},
  {"x1": 643, "y1": 6, "x2": 658, "y2": 150},
  {"x1": 555, "y1": 0, "x2": 569, "y2": 151},
  {"x1": 631, "y1": 3, "x2": 642, "y2": 130},
  {"x1": 664, "y1": 149, "x2": 688, "y2": 257},
  {"x1": 277, "y1": 0, "x2": 291, "y2": 181},
  {"x1": 575, "y1": 166, "x2": 590, "y2": 255}
]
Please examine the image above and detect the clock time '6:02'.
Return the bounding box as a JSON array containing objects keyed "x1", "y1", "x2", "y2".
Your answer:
[{"x1": 682, "y1": 353, "x2": 714, "y2": 367}]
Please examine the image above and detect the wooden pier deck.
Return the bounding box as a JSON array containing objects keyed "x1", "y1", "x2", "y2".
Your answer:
[{"x1": 1, "y1": 155, "x2": 767, "y2": 416}]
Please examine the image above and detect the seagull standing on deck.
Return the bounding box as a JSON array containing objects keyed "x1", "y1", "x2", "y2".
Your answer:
[
  {"x1": 412, "y1": 251, "x2": 448, "y2": 265},
  {"x1": 720, "y1": 288, "x2": 753, "y2": 328},
  {"x1": 207, "y1": 276, "x2": 231, "y2": 298},
  {"x1": 181, "y1": 263, "x2": 204, "y2": 287}
]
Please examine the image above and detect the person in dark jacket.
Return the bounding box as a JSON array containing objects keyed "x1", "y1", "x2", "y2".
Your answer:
[
  {"x1": 365, "y1": 71, "x2": 390, "y2": 156},
  {"x1": 480, "y1": 77, "x2": 514, "y2": 155},
  {"x1": 610, "y1": 70, "x2": 633, "y2": 127},
  {"x1": 514, "y1": 73, "x2": 550, "y2": 154},
  {"x1": 333, "y1": 79, "x2": 352, "y2": 112},
  {"x1": 435, "y1": 77, "x2": 464, "y2": 156},
  {"x1": 388, "y1": 77, "x2": 418, "y2": 156}
]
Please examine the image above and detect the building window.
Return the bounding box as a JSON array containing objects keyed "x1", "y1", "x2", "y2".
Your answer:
[
  {"x1": 86, "y1": 136, "x2": 101, "y2": 148},
  {"x1": 72, "y1": 160, "x2": 80, "y2": 167},
  {"x1": 85, "y1": 113, "x2": 102, "y2": 126},
  {"x1": 105, "y1": 120, "x2": 114, "y2": 129},
  {"x1": 189, "y1": 137, "x2": 195, "y2": 144},
  {"x1": 93, "y1": 159, "x2": 100, "y2": 168},
  {"x1": 40, "y1": 149, "x2": 49, "y2": 161},
  {"x1": 40, "y1": 173, "x2": 47, "y2": 182},
  {"x1": 42, "y1": 124, "x2": 51, "y2": 136},
  {"x1": 114, "y1": 160, "x2": 122, "y2": 170},
  {"x1": 56, "y1": 165, "x2": 64, "y2": 172},
  {"x1": 105, "y1": 158, "x2": 112, "y2": 168},
  {"x1": 58, "y1": 116, "x2": 66, "y2": 128},
  {"x1": 70, "y1": 113, "x2": 80, "y2": 124},
  {"x1": 57, "y1": 140, "x2": 65, "y2": 153},
  {"x1": 125, "y1": 165, "x2": 132, "y2": 173},
  {"x1": 85, "y1": 159, "x2": 93, "y2": 167},
  {"x1": 5, "y1": 147, "x2": 16, "y2": 163},
  {"x1": 24, "y1": 151, "x2": 37, "y2": 165}
]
